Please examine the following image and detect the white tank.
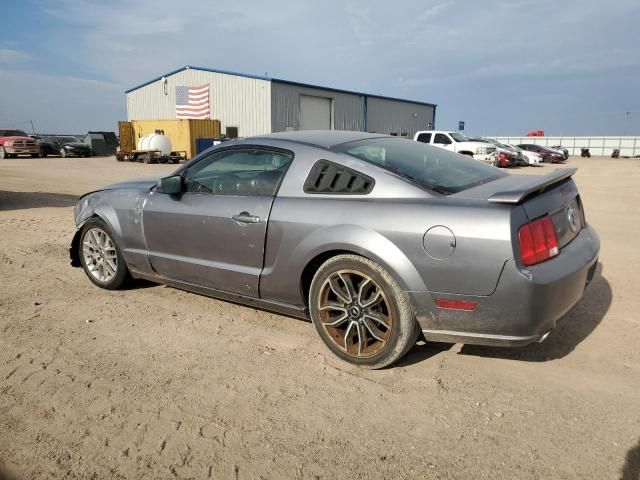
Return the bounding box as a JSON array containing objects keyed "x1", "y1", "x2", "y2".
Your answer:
[{"x1": 137, "y1": 133, "x2": 172, "y2": 156}]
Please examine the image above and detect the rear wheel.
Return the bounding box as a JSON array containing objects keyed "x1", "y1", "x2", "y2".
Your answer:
[
  {"x1": 309, "y1": 254, "x2": 418, "y2": 369},
  {"x1": 79, "y1": 218, "x2": 130, "y2": 290}
]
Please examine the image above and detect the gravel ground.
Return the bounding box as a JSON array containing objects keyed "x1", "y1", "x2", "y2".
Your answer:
[{"x1": 0, "y1": 155, "x2": 638, "y2": 480}]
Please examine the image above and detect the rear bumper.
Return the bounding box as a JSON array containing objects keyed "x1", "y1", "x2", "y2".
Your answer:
[{"x1": 411, "y1": 224, "x2": 600, "y2": 346}]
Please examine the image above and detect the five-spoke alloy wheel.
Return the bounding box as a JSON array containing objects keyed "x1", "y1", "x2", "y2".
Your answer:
[{"x1": 309, "y1": 255, "x2": 418, "y2": 369}]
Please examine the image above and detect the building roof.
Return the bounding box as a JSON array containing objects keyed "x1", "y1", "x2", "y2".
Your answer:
[{"x1": 124, "y1": 65, "x2": 437, "y2": 108}]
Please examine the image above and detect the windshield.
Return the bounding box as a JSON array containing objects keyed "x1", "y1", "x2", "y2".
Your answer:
[
  {"x1": 0, "y1": 129, "x2": 28, "y2": 137},
  {"x1": 59, "y1": 136, "x2": 81, "y2": 143},
  {"x1": 449, "y1": 132, "x2": 468, "y2": 142},
  {"x1": 335, "y1": 138, "x2": 504, "y2": 194}
]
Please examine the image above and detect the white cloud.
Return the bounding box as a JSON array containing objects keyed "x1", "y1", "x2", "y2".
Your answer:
[
  {"x1": 0, "y1": 48, "x2": 31, "y2": 64},
  {"x1": 0, "y1": 70, "x2": 123, "y2": 133},
  {"x1": 9, "y1": 0, "x2": 640, "y2": 134}
]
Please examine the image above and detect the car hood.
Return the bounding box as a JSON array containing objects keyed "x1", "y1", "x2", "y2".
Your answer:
[
  {"x1": 2, "y1": 136, "x2": 34, "y2": 142},
  {"x1": 458, "y1": 141, "x2": 491, "y2": 148},
  {"x1": 80, "y1": 176, "x2": 161, "y2": 199}
]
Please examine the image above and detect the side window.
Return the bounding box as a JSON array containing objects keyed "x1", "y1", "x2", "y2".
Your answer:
[
  {"x1": 416, "y1": 132, "x2": 432, "y2": 143},
  {"x1": 434, "y1": 133, "x2": 452, "y2": 145},
  {"x1": 184, "y1": 149, "x2": 292, "y2": 196}
]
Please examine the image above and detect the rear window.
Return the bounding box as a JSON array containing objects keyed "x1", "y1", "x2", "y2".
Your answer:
[{"x1": 334, "y1": 138, "x2": 504, "y2": 194}]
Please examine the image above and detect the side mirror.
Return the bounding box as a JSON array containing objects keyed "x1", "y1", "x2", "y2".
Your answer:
[{"x1": 157, "y1": 175, "x2": 182, "y2": 194}]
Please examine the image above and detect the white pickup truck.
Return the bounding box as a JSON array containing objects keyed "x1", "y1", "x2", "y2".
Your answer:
[{"x1": 414, "y1": 130, "x2": 497, "y2": 164}]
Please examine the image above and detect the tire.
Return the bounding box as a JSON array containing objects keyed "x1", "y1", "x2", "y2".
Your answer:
[
  {"x1": 78, "y1": 218, "x2": 130, "y2": 290},
  {"x1": 309, "y1": 254, "x2": 419, "y2": 369},
  {"x1": 60, "y1": 148, "x2": 67, "y2": 158},
  {"x1": 31, "y1": 153, "x2": 40, "y2": 158},
  {"x1": 543, "y1": 155, "x2": 552, "y2": 163},
  {"x1": 41, "y1": 151, "x2": 48, "y2": 158}
]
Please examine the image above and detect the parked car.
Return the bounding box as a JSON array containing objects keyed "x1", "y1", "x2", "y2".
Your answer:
[
  {"x1": 517, "y1": 144, "x2": 565, "y2": 163},
  {"x1": 510, "y1": 144, "x2": 543, "y2": 165},
  {"x1": 30, "y1": 135, "x2": 59, "y2": 157},
  {"x1": 69, "y1": 131, "x2": 600, "y2": 369},
  {"x1": 469, "y1": 137, "x2": 525, "y2": 167},
  {"x1": 0, "y1": 129, "x2": 40, "y2": 158},
  {"x1": 550, "y1": 145, "x2": 569, "y2": 160},
  {"x1": 414, "y1": 130, "x2": 498, "y2": 165},
  {"x1": 55, "y1": 136, "x2": 92, "y2": 157}
]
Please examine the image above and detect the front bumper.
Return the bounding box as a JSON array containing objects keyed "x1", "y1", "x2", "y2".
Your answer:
[
  {"x1": 4, "y1": 147, "x2": 39, "y2": 155},
  {"x1": 473, "y1": 153, "x2": 497, "y2": 164},
  {"x1": 64, "y1": 147, "x2": 91, "y2": 156},
  {"x1": 411, "y1": 224, "x2": 600, "y2": 346}
]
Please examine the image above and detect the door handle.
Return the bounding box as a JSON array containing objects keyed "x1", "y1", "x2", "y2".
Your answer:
[{"x1": 232, "y1": 212, "x2": 260, "y2": 224}]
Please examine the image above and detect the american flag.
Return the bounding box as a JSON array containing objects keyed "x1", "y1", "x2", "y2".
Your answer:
[{"x1": 175, "y1": 84, "x2": 210, "y2": 119}]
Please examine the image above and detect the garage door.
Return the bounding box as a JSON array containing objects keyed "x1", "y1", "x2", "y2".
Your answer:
[{"x1": 299, "y1": 95, "x2": 332, "y2": 130}]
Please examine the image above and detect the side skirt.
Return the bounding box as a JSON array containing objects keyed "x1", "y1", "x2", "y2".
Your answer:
[{"x1": 130, "y1": 269, "x2": 309, "y2": 320}]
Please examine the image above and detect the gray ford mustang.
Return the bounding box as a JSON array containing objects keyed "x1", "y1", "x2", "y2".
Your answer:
[{"x1": 70, "y1": 131, "x2": 600, "y2": 368}]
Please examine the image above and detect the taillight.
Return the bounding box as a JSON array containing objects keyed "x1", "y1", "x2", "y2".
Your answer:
[{"x1": 518, "y1": 216, "x2": 559, "y2": 266}]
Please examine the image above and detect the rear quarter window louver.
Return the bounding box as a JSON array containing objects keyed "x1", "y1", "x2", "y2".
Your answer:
[{"x1": 303, "y1": 160, "x2": 375, "y2": 195}]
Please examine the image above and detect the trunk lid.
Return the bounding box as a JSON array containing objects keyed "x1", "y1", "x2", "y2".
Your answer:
[{"x1": 454, "y1": 168, "x2": 584, "y2": 248}]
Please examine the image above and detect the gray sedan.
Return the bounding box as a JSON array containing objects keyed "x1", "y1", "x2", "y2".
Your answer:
[{"x1": 70, "y1": 131, "x2": 600, "y2": 368}]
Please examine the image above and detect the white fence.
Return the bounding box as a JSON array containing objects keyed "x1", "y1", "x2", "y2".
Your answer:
[{"x1": 491, "y1": 136, "x2": 640, "y2": 157}]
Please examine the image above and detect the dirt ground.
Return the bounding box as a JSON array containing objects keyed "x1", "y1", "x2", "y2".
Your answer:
[{"x1": 0, "y1": 155, "x2": 638, "y2": 480}]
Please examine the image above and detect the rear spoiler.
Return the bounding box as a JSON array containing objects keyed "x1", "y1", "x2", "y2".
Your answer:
[{"x1": 488, "y1": 168, "x2": 577, "y2": 204}]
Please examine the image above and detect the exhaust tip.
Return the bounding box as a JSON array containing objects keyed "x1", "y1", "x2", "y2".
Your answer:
[{"x1": 538, "y1": 330, "x2": 552, "y2": 343}]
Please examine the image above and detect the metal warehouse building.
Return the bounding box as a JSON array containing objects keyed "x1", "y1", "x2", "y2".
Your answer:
[{"x1": 125, "y1": 65, "x2": 437, "y2": 138}]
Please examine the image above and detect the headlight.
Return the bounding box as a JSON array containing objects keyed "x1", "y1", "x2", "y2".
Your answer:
[
  {"x1": 4, "y1": 141, "x2": 13, "y2": 147},
  {"x1": 475, "y1": 146, "x2": 487, "y2": 155}
]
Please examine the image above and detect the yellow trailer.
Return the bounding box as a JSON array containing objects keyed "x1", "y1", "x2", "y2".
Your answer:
[{"x1": 119, "y1": 119, "x2": 221, "y2": 160}]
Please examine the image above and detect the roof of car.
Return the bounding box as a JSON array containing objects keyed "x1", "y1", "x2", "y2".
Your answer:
[{"x1": 247, "y1": 130, "x2": 390, "y2": 149}]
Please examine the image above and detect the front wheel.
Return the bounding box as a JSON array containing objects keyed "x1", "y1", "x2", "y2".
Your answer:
[
  {"x1": 309, "y1": 254, "x2": 419, "y2": 369},
  {"x1": 79, "y1": 219, "x2": 130, "y2": 290}
]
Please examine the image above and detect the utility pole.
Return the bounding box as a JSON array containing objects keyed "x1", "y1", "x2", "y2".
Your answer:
[
  {"x1": 29, "y1": 120, "x2": 36, "y2": 134},
  {"x1": 624, "y1": 111, "x2": 631, "y2": 136}
]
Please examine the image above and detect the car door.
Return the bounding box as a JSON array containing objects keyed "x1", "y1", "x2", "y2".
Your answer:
[{"x1": 142, "y1": 146, "x2": 292, "y2": 297}]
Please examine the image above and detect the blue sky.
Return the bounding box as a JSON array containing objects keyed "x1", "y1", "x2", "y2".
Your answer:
[{"x1": 1, "y1": 0, "x2": 639, "y2": 135}]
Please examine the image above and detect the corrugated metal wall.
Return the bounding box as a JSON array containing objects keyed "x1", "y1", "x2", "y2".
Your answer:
[
  {"x1": 365, "y1": 97, "x2": 435, "y2": 138},
  {"x1": 271, "y1": 82, "x2": 365, "y2": 132},
  {"x1": 126, "y1": 69, "x2": 271, "y2": 137}
]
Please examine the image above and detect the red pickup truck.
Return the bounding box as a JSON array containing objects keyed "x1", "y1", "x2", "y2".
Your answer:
[{"x1": 0, "y1": 129, "x2": 40, "y2": 158}]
